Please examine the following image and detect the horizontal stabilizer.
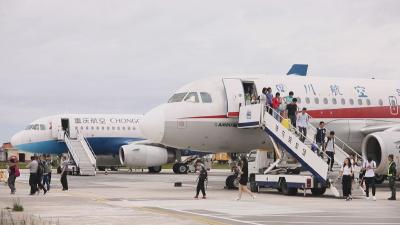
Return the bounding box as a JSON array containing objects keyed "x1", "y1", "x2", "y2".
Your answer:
[{"x1": 287, "y1": 64, "x2": 308, "y2": 76}]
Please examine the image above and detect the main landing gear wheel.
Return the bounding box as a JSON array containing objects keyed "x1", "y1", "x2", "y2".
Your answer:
[
  {"x1": 375, "y1": 174, "x2": 385, "y2": 184},
  {"x1": 311, "y1": 187, "x2": 326, "y2": 196},
  {"x1": 148, "y1": 166, "x2": 162, "y2": 173},
  {"x1": 225, "y1": 175, "x2": 239, "y2": 189},
  {"x1": 173, "y1": 163, "x2": 188, "y2": 174}
]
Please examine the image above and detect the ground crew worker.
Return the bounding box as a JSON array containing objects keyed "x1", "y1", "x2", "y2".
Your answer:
[
  {"x1": 194, "y1": 159, "x2": 207, "y2": 199},
  {"x1": 387, "y1": 154, "x2": 396, "y2": 200}
]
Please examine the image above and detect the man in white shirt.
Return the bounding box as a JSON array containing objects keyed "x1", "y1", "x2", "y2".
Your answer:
[
  {"x1": 26, "y1": 156, "x2": 39, "y2": 195},
  {"x1": 363, "y1": 157, "x2": 377, "y2": 200},
  {"x1": 297, "y1": 107, "x2": 309, "y2": 143}
]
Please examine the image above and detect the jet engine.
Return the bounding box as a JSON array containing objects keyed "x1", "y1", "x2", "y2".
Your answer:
[
  {"x1": 362, "y1": 127, "x2": 400, "y2": 175},
  {"x1": 119, "y1": 143, "x2": 176, "y2": 168}
]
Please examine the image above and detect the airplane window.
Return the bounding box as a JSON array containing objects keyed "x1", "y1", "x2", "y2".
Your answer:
[
  {"x1": 112, "y1": 127, "x2": 115, "y2": 130},
  {"x1": 323, "y1": 98, "x2": 328, "y2": 104},
  {"x1": 117, "y1": 127, "x2": 120, "y2": 130},
  {"x1": 378, "y1": 99, "x2": 383, "y2": 106},
  {"x1": 366, "y1": 99, "x2": 371, "y2": 105},
  {"x1": 297, "y1": 97, "x2": 301, "y2": 103},
  {"x1": 341, "y1": 98, "x2": 346, "y2": 105},
  {"x1": 305, "y1": 97, "x2": 310, "y2": 104},
  {"x1": 314, "y1": 97, "x2": 320, "y2": 104},
  {"x1": 132, "y1": 127, "x2": 136, "y2": 130},
  {"x1": 86, "y1": 126, "x2": 89, "y2": 130},
  {"x1": 332, "y1": 98, "x2": 337, "y2": 105},
  {"x1": 122, "y1": 127, "x2": 125, "y2": 130},
  {"x1": 184, "y1": 92, "x2": 199, "y2": 103},
  {"x1": 200, "y1": 92, "x2": 212, "y2": 103},
  {"x1": 81, "y1": 126, "x2": 84, "y2": 130},
  {"x1": 101, "y1": 127, "x2": 105, "y2": 130},
  {"x1": 91, "y1": 126, "x2": 94, "y2": 130},
  {"x1": 107, "y1": 127, "x2": 110, "y2": 130},
  {"x1": 96, "y1": 126, "x2": 99, "y2": 130},
  {"x1": 127, "y1": 127, "x2": 131, "y2": 130},
  {"x1": 168, "y1": 92, "x2": 188, "y2": 103},
  {"x1": 358, "y1": 99, "x2": 363, "y2": 105},
  {"x1": 349, "y1": 98, "x2": 354, "y2": 105}
]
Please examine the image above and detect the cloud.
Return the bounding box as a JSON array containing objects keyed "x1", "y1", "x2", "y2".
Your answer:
[{"x1": 0, "y1": 0, "x2": 399, "y2": 142}]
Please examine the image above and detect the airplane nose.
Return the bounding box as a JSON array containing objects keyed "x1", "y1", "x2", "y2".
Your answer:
[
  {"x1": 140, "y1": 104, "x2": 166, "y2": 143},
  {"x1": 10, "y1": 132, "x2": 22, "y2": 147}
]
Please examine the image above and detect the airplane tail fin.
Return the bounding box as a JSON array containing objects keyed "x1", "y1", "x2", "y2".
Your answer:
[{"x1": 287, "y1": 64, "x2": 308, "y2": 76}]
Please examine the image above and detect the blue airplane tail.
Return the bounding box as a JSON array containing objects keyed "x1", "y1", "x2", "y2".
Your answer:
[{"x1": 287, "y1": 64, "x2": 308, "y2": 76}]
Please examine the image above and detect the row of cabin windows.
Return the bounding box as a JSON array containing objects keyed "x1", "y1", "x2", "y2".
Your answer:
[
  {"x1": 76, "y1": 126, "x2": 136, "y2": 131},
  {"x1": 168, "y1": 92, "x2": 212, "y2": 103},
  {"x1": 298, "y1": 97, "x2": 382, "y2": 106}
]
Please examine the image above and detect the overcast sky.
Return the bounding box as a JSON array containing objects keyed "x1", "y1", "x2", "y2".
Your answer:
[{"x1": 0, "y1": 0, "x2": 399, "y2": 143}]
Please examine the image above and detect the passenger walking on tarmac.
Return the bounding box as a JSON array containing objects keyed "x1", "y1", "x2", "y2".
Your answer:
[
  {"x1": 194, "y1": 159, "x2": 208, "y2": 199},
  {"x1": 266, "y1": 87, "x2": 273, "y2": 114},
  {"x1": 7, "y1": 156, "x2": 20, "y2": 194},
  {"x1": 338, "y1": 158, "x2": 353, "y2": 201},
  {"x1": 387, "y1": 154, "x2": 397, "y2": 200},
  {"x1": 235, "y1": 156, "x2": 255, "y2": 201},
  {"x1": 325, "y1": 131, "x2": 336, "y2": 172},
  {"x1": 36, "y1": 155, "x2": 47, "y2": 194},
  {"x1": 286, "y1": 98, "x2": 298, "y2": 129},
  {"x1": 297, "y1": 107, "x2": 309, "y2": 143},
  {"x1": 272, "y1": 92, "x2": 282, "y2": 121},
  {"x1": 60, "y1": 155, "x2": 69, "y2": 191},
  {"x1": 42, "y1": 155, "x2": 52, "y2": 191},
  {"x1": 315, "y1": 121, "x2": 327, "y2": 156},
  {"x1": 26, "y1": 156, "x2": 39, "y2": 195},
  {"x1": 363, "y1": 157, "x2": 376, "y2": 200}
]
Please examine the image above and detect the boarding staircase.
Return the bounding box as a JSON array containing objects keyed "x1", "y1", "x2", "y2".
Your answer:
[
  {"x1": 238, "y1": 104, "x2": 365, "y2": 197},
  {"x1": 62, "y1": 131, "x2": 97, "y2": 176}
]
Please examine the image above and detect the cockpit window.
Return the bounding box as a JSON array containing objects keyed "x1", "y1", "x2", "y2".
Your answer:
[
  {"x1": 168, "y1": 92, "x2": 188, "y2": 103},
  {"x1": 32, "y1": 124, "x2": 40, "y2": 130},
  {"x1": 25, "y1": 125, "x2": 32, "y2": 130},
  {"x1": 40, "y1": 124, "x2": 46, "y2": 130},
  {"x1": 184, "y1": 92, "x2": 199, "y2": 103},
  {"x1": 200, "y1": 92, "x2": 212, "y2": 103}
]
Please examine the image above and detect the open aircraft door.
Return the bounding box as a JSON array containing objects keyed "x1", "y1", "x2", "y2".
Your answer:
[
  {"x1": 223, "y1": 78, "x2": 245, "y2": 117},
  {"x1": 389, "y1": 96, "x2": 398, "y2": 116}
]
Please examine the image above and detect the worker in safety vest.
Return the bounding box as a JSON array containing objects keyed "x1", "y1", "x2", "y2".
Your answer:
[{"x1": 387, "y1": 154, "x2": 397, "y2": 200}]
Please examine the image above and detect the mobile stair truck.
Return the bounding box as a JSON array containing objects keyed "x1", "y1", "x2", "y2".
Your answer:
[{"x1": 238, "y1": 103, "x2": 364, "y2": 197}]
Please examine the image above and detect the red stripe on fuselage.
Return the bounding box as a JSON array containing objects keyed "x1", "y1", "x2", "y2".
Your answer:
[{"x1": 179, "y1": 106, "x2": 399, "y2": 119}]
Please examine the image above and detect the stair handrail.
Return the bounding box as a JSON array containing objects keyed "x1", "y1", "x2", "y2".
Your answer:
[
  {"x1": 76, "y1": 129, "x2": 97, "y2": 165},
  {"x1": 261, "y1": 105, "x2": 332, "y2": 162},
  {"x1": 306, "y1": 115, "x2": 363, "y2": 164},
  {"x1": 63, "y1": 131, "x2": 80, "y2": 166}
]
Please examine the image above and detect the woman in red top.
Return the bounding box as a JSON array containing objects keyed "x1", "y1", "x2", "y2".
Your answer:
[
  {"x1": 8, "y1": 156, "x2": 19, "y2": 194},
  {"x1": 272, "y1": 92, "x2": 282, "y2": 122}
]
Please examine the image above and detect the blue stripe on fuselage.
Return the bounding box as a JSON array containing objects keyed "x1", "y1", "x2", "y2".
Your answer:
[{"x1": 15, "y1": 137, "x2": 144, "y2": 155}]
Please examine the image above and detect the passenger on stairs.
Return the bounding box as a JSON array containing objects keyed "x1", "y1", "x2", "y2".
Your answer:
[
  {"x1": 325, "y1": 131, "x2": 336, "y2": 172},
  {"x1": 271, "y1": 92, "x2": 282, "y2": 122},
  {"x1": 260, "y1": 87, "x2": 267, "y2": 106},
  {"x1": 297, "y1": 107, "x2": 309, "y2": 143},
  {"x1": 315, "y1": 121, "x2": 327, "y2": 156},
  {"x1": 362, "y1": 157, "x2": 377, "y2": 201},
  {"x1": 235, "y1": 156, "x2": 255, "y2": 201},
  {"x1": 339, "y1": 158, "x2": 353, "y2": 201},
  {"x1": 286, "y1": 98, "x2": 298, "y2": 129},
  {"x1": 266, "y1": 87, "x2": 273, "y2": 114}
]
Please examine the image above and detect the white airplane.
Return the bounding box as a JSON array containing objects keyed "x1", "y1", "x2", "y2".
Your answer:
[
  {"x1": 10, "y1": 114, "x2": 179, "y2": 172},
  {"x1": 140, "y1": 73, "x2": 400, "y2": 181}
]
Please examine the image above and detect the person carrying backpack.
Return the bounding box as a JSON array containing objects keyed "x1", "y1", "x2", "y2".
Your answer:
[
  {"x1": 194, "y1": 159, "x2": 208, "y2": 199},
  {"x1": 7, "y1": 156, "x2": 20, "y2": 194}
]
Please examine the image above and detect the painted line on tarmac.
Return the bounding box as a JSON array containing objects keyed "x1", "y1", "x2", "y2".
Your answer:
[{"x1": 153, "y1": 207, "x2": 264, "y2": 225}]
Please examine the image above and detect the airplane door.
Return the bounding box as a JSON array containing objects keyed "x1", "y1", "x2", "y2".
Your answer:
[
  {"x1": 61, "y1": 118, "x2": 70, "y2": 137},
  {"x1": 389, "y1": 96, "x2": 398, "y2": 116},
  {"x1": 223, "y1": 78, "x2": 245, "y2": 117}
]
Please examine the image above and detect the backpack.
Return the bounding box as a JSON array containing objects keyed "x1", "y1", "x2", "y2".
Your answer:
[
  {"x1": 15, "y1": 167, "x2": 20, "y2": 177},
  {"x1": 37, "y1": 161, "x2": 45, "y2": 176}
]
